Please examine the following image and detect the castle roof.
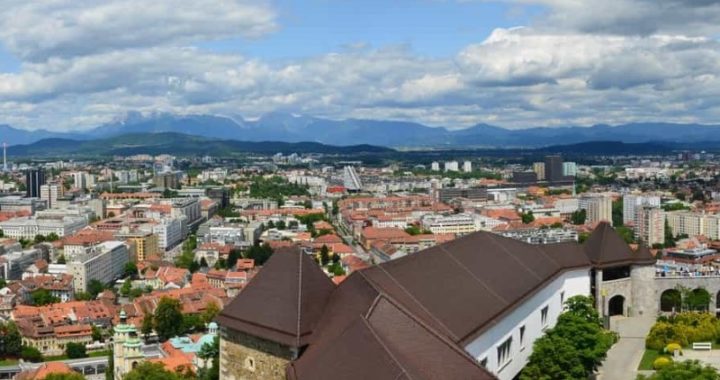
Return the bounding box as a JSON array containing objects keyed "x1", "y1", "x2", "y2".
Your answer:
[{"x1": 216, "y1": 246, "x2": 335, "y2": 348}]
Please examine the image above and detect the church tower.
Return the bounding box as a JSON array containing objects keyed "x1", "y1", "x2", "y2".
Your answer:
[{"x1": 113, "y1": 310, "x2": 145, "y2": 379}]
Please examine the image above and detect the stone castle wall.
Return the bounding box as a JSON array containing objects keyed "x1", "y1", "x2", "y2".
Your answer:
[{"x1": 220, "y1": 327, "x2": 297, "y2": 380}]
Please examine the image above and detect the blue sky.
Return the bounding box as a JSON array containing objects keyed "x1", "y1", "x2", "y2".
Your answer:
[
  {"x1": 0, "y1": 0, "x2": 719, "y2": 131},
  {"x1": 221, "y1": 0, "x2": 541, "y2": 59}
]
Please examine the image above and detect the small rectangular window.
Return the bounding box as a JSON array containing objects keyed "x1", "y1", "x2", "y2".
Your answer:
[
  {"x1": 560, "y1": 291, "x2": 565, "y2": 307},
  {"x1": 520, "y1": 325, "x2": 526, "y2": 347},
  {"x1": 480, "y1": 357, "x2": 488, "y2": 368},
  {"x1": 497, "y1": 337, "x2": 513, "y2": 369},
  {"x1": 541, "y1": 306, "x2": 549, "y2": 326}
]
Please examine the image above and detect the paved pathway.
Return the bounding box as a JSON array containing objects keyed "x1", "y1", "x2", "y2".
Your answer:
[{"x1": 597, "y1": 316, "x2": 655, "y2": 380}]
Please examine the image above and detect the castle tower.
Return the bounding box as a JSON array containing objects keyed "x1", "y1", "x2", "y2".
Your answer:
[{"x1": 216, "y1": 247, "x2": 335, "y2": 380}]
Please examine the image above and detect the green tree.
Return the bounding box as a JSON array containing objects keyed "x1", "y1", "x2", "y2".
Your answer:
[
  {"x1": 106, "y1": 349, "x2": 114, "y2": 380},
  {"x1": 615, "y1": 226, "x2": 635, "y2": 244},
  {"x1": 124, "y1": 361, "x2": 194, "y2": 380},
  {"x1": 45, "y1": 373, "x2": 86, "y2": 380},
  {"x1": 124, "y1": 262, "x2": 138, "y2": 278},
  {"x1": 154, "y1": 297, "x2": 184, "y2": 341},
  {"x1": 198, "y1": 336, "x2": 220, "y2": 379},
  {"x1": 87, "y1": 279, "x2": 106, "y2": 297},
  {"x1": 75, "y1": 291, "x2": 93, "y2": 301},
  {"x1": 521, "y1": 334, "x2": 587, "y2": 380},
  {"x1": 201, "y1": 302, "x2": 221, "y2": 325},
  {"x1": 141, "y1": 312, "x2": 154, "y2": 341},
  {"x1": 33, "y1": 234, "x2": 46, "y2": 244},
  {"x1": 637, "y1": 360, "x2": 718, "y2": 380},
  {"x1": 31, "y1": 289, "x2": 60, "y2": 306},
  {"x1": 320, "y1": 245, "x2": 330, "y2": 266},
  {"x1": 20, "y1": 345, "x2": 43, "y2": 362},
  {"x1": 521, "y1": 211, "x2": 535, "y2": 224},
  {"x1": 0, "y1": 278, "x2": 6, "y2": 289},
  {"x1": 0, "y1": 321, "x2": 22, "y2": 356},
  {"x1": 66, "y1": 342, "x2": 87, "y2": 359},
  {"x1": 183, "y1": 314, "x2": 205, "y2": 333},
  {"x1": 226, "y1": 249, "x2": 240, "y2": 269},
  {"x1": 91, "y1": 325, "x2": 103, "y2": 342},
  {"x1": 57, "y1": 254, "x2": 67, "y2": 264},
  {"x1": 120, "y1": 278, "x2": 132, "y2": 297},
  {"x1": 46, "y1": 233, "x2": 60, "y2": 242},
  {"x1": 570, "y1": 209, "x2": 587, "y2": 225},
  {"x1": 612, "y1": 199, "x2": 624, "y2": 227},
  {"x1": 244, "y1": 243, "x2": 273, "y2": 265}
]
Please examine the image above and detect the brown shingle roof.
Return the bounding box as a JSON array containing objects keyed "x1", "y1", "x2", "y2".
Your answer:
[
  {"x1": 287, "y1": 295, "x2": 494, "y2": 380},
  {"x1": 216, "y1": 246, "x2": 335, "y2": 348},
  {"x1": 583, "y1": 222, "x2": 656, "y2": 268}
]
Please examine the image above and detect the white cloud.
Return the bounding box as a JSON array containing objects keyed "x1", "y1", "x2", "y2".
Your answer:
[{"x1": 1, "y1": 0, "x2": 720, "y2": 131}]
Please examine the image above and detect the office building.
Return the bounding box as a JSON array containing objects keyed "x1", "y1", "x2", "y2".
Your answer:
[
  {"x1": 114, "y1": 229, "x2": 159, "y2": 262},
  {"x1": 438, "y1": 187, "x2": 488, "y2": 203},
  {"x1": 544, "y1": 155, "x2": 563, "y2": 183},
  {"x1": 634, "y1": 206, "x2": 665, "y2": 246},
  {"x1": 623, "y1": 194, "x2": 661, "y2": 225},
  {"x1": 421, "y1": 213, "x2": 477, "y2": 235},
  {"x1": 431, "y1": 162, "x2": 440, "y2": 171},
  {"x1": 463, "y1": 161, "x2": 472, "y2": 173},
  {"x1": 67, "y1": 241, "x2": 129, "y2": 292},
  {"x1": 153, "y1": 172, "x2": 180, "y2": 189},
  {"x1": 0, "y1": 215, "x2": 87, "y2": 239},
  {"x1": 578, "y1": 194, "x2": 612, "y2": 225},
  {"x1": 25, "y1": 169, "x2": 45, "y2": 198},
  {"x1": 40, "y1": 183, "x2": 63, "y2": 209},
  {"x1": 532, "y1": 162, "x2": 545, "y2": 181},
  {"x1": 562, "y1": 162, "x2": 577, "y2": 177},
  {"x1": 342, "y1": 166, "x2": 362, "y2": 192},
  {"x1": 512, "y1": 171, "x2": 538, "y2": 184}
]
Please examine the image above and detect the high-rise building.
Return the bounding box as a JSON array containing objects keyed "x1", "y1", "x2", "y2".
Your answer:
[
  {"x1": 40, "y1": 183, "x2": 63, "y2": 209},
  {"x1": 342, "y1": 166, "x2": 362, "y2": 192},
  {"x1": 634, "y1": 206, "x2": 665, "y2": 246},
  {"x1": 25, "y1": 169, "x2": 45, "y2": 198},
  {"x1": 562, "y1": 162, "x2": 577, "y2": 177},
  {"x1": 153, "y1": 172, "x2": 180, "y2": 189},
  {"x1": 532, "y1": 162, "x2": 545, "y2": 181},
  {"x1": 623, "y1": 194, "x2": 661, "y2": 226},
  {"x1": 578, "y1": 194, "x2": 612, "y2": 225},
  {"x1": 544, "y1": 155, "x2": 563, "y2": 183},
  {"x1": 431, "y1": 162, "x2": 440, "y2": 171},
  {"x1": 444, "y1": 161, "x2": 459, "y2": 172},
  {"x1": 67, "y1": 241, "x2": 130, "y2": 292},
  {"x1": 463, "y1": 161, "x2": 472, "y2": 173}
]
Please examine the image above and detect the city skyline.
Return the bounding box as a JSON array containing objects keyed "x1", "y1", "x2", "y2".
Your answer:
[{"x1": 0, "y1": 0, "x2": 719, "y2": 132}]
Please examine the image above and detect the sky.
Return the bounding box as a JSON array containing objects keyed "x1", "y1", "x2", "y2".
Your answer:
[{"x1": 1, "y1": 0, "x2": 720, "y2": 131}]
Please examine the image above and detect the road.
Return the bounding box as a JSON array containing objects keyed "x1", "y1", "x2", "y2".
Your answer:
[{"x1": 597, "y1": 316, "x2": 655, "y2": 380}]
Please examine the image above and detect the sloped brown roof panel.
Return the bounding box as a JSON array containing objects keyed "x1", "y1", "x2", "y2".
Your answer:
[
  {"x1": 216, "y1": 247, "x2": 335, "y2": 347},
  {"x1": 582, "y1": 222, "x2": 656, "y2": 268},
  {"x1": 289, "y1": 295, "x2": 495, "y2": 380},
  {"x1": 365, "y1": 248, "x2": 504, "y2": 342},
  {"x1": 540, "y1": 242, "x2": 592, "y2": 268},
  {"x1": 287, "y1": 317, "x2": 408, "y2": 380},
  {"x1": 367, "y1": 297, "x2": 496, "y2": 379}
]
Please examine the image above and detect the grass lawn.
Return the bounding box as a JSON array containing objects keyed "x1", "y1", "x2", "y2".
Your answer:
[
  {"x1": 44, "y1": 350, "x2": 109, "y2": 362},
  {"x1": 0, "y1": 359, "x2": 18, "y2": 366},
  {"x1": 638, "y1": 349, "x2": 671, "y2": 370}
]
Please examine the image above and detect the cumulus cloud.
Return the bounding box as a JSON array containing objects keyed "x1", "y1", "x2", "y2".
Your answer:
[
  {"x1": 1, "y1": 0, "x2": 720, "y2": 131},
  {"x1": 0, "y1": 0, "x2": 276, "y2": 61}
]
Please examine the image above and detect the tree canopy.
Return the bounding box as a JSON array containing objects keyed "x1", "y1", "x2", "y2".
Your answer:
[
  {"x1": 637, "y1": 360, "x2": 718, "y2": 380},
  {"x1": 154, "y1": 297, "x2": 184, "y2": 341}
]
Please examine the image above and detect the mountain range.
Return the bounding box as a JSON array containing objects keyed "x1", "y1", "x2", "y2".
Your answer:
[
  {"x1": 6, "y1": 133, "x2": 392, "y2": 158},
  {"x1": 2, "y1": 112, "x2": 720, "y2": 148}
]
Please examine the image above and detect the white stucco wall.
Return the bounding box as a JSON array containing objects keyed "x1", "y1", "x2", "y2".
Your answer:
[{"x1": 464, "y1": 268, "x2": 591, "y2": 380}]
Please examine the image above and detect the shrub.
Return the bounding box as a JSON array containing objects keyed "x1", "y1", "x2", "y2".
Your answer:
[
  {"x1": 653, "y1": 357, "x2": 673, "y2": 370},
  {"x1": 664, "y1": 343, "x2": 682, "y2": 355}
]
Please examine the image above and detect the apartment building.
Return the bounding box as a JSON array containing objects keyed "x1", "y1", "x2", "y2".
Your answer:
[
  {"x1": 67, "y1": 241, "x2": 129, "y2": 292},
  {"x1": 623, "y1": 193, "x2": 661, "y2": 225},
  {"x1": 0, "y1": 215, "x2": 87, "y2": 239},
  {"x1": 578, "y1": 194, "x2": 612, "y2": 225},
  {"x1": 634, "y1": 206, "x2": 665, "y2": 246}
]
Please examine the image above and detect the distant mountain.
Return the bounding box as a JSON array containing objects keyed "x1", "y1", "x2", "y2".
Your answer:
[
  {"x1": 4, "y1": 112, "x2": 720, "y2": 148},
  {"x1": 6, "y1": 132, "x2": 393, "y2": 158}
]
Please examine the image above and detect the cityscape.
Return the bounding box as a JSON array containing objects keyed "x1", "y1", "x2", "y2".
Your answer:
[{"x1": 0, "y1": 1, "x2": 720, "y2": 380}]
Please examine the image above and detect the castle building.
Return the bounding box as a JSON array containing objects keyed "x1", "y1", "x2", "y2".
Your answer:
[{"x1": 217, "y1": 222, "x2": 658, "y2": 380}]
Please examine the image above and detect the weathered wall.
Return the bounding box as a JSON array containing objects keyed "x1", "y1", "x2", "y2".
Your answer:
[{"x1": 220, "y1": 328, "x2": 296, "y2": 380}]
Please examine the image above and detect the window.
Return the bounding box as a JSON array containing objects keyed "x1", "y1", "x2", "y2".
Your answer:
[
  {"x1": 497, "y1": 337, "x2": 513, "y2": 369},
  {"x1": 245, "y1": 357, "x2": 256, "y2": 372},
  {"x1": 560, "y1": 291, "x2": 565, "y2": 307},
  {"x1": 541, "y1": 306, "x2": 549, "y2": 327},
  {"x1": 519, "y1": 325, "x2": 526, "y2": 348},
  {"x1": 480, "y1": 357, "x2": 488, "y2": 368}
]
